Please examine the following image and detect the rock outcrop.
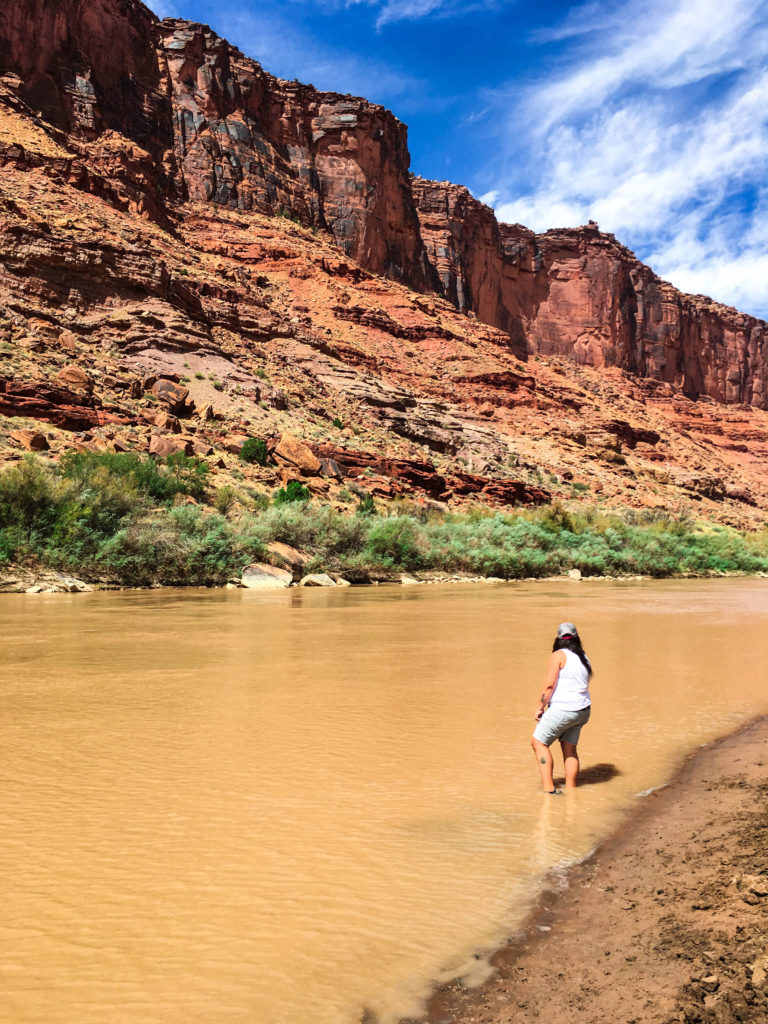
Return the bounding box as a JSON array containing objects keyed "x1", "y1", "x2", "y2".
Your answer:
[
  {"x1": 162, "y1": 20, "x2": 435, "y2": 288},
  {"x1": 0, "y1": 0, "x2": 433, "y2": 286},
  {"x1": 411, "y1": 179, "x2": 768, "y2": 408},
  {"x1": 0, "y1": 374, "x2": 112, "y2": 429}
]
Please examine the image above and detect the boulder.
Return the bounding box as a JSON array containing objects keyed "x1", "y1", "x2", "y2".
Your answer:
[
  {"x1": 299, "y1": 573, "x2": 336, "y2": 587},
  {"x1": 54, "y1": 573, "x2": 91, "y2": 593},
  {"x1": 241, "y1": 563, "x2": 293, "y2": 589},
  {"x1": 224, "y1": 435, "x2": 248, "y2": 455},
  {"x1": 672, "y1": 471, "x2": 726, "y2": 500},
  {"x1": 57, "y1": 330, "x2": 78, "y2": 354},
  {"x1": 305, "y1": 475, "x2": 330, "y2": 494},
  {"x1": 319, "y1": 457, "x2": 344, "y2": 480},
  {"x1": 745, "y1": 875, "x2": 768, "y2": 897},
  {"x1": 151, "y1": 378, "x2": 189, "y2": 415},
  {"x1": 266, "y1": 541, "x2": 312, "y2": 580},
  {"x1": 55, "y1": 365, "x2": 92, "y2": 391},
  {"x1": 10, "y1": 428, "x2": 49, "y2": 451},
  {"x1": 154, "y1": 411, "x2": 181, "y2": 433},
  {"x1": 273, "y1": 432, "x2": 321, "y2": 475},
  {"x1": 90, "y1": 437, "x2": 115, "y2": 452},
  {"x1": 149, "y1": 434, "x2": 192, "y2": 458},
  {"x1": 724, "y1": 483, "x2": 755, "y2": 505},
  {"x1": 568, "y1": 568, "x2": 582, "y2": 580}
]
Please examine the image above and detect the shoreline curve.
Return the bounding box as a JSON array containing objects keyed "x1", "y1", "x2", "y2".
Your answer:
[{"x1": 404, "y1": 713, "x2": 768, "y2": 1024}]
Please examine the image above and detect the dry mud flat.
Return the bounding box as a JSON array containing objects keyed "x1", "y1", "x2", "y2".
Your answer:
[{"x1": 410, "y1": 717, "x2": 768, "y2": 1024}]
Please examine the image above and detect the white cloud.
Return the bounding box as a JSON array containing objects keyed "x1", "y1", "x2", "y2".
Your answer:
[
  {"x1": 481, "y1": 0, "x2": 768, "y2": 318},
  {"x1": 296, "y1": 0, "x2": 506, "y2": 29},
  {"x1": 375, "y1": 0, "x2": 447, "y2": 26},
  {"x1": 529, "y1": 2, "x2": 625, "y2": 44},
  {"x1": 649, "y1": 214, "x2": 768, "y2": 315}
]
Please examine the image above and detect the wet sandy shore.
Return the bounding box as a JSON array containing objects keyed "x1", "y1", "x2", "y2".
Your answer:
[{"x1": 408, "y1": 716, "x2": 768, "y2": 1024}]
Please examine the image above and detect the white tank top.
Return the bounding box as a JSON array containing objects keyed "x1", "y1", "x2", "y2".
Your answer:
[{"x1": 549, "y1": 649, "x2": 591, "y2": 712}]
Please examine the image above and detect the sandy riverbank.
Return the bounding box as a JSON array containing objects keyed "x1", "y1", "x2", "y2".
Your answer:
[{"x1": 408, "y1": 716, "x2": 768, "y2": 1024}]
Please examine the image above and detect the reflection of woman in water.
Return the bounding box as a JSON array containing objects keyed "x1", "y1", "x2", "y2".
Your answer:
[{"x1": 531, "y1": 622, "x2": 592, "y2": 794}]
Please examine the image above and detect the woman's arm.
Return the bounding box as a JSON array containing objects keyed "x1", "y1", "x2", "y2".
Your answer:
[{"x1": 535, "y1": 651, "x2": 566, "y2": 720}]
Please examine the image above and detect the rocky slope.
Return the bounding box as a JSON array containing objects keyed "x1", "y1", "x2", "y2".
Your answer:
[{"x1": 0, "y1": 0, "x2": 767, "y2": 527}]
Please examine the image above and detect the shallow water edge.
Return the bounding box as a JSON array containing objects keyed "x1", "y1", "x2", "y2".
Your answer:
[
  {"x1": 3, "y1": 563, "x2": 766, "y2": 595},
  {"x1": 411, "y1": 712, "x2": 768, "y2": 1024}
]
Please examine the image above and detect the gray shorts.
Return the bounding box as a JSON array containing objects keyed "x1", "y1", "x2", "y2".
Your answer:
[{"x1": 533, "y1": 704, "x2": 591, "y2": 746}]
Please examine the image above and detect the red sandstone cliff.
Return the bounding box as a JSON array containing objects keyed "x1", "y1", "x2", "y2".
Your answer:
[
  {"x1": 411, "y1": 178, "x2": 768, "y2": 409},
  {"x1": 0, "y1": 0, "x2": 767, "y2": 412},
  {"x1": 0, "y1": 0, "x2": 434, "y2": 287},
  {"x1": 161, "y1": 19, "x2": 435, "y2": 288}
]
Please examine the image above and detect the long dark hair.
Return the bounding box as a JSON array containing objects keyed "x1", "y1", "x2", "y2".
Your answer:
[{"x1": 552, "y1": 635, "x2": 592, "y2": 678}]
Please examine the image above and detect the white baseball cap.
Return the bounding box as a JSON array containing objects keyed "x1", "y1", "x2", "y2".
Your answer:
[{"x1": 557, "y1": 622, "x2": 578, "y2": 639}]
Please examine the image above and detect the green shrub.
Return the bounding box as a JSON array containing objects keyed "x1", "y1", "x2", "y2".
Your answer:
[
  {"x1": 213, "y1": 485, "x2": 239, "y2": 515},
  {"x1": 2, "y1": 453, "x2": 768, "y2": 584},
  {"x1": 355, "y1": 493, "x2": 376, "y2": 517},
  {"x1": 162, "y1": 452, "x2": 209, "y2": 500},
  {"x1": 274, "y1": 480, "x2": 310, "y2": 505},
  {"x1": 363, "y1": 516, "x2": 425, "y2": 571},
  {"x1": 0, "y1": 457, "x2": 61, "y2": 534},
  {"x1": 332, "y1": 417, "x2": 344, "y2": 429},
  {"x1": 60, "y1": 450, "x2": 208, "y2": 503},
  {"x1": 240, "y1": 437, "x2": 269, "y2": 465}
]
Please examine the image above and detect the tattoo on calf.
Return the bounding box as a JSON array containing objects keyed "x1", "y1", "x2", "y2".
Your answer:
[{"x1": 539, "y1": 757, "x2": 546, "y2": 764}]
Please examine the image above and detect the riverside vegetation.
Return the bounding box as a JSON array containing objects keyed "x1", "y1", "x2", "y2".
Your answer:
[{"x1": 1, "y1": 452, "x2": 767, "y2": 587}]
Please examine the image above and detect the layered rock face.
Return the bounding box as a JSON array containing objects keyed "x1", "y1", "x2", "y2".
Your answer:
[
  {"x1": 0, "y1": 0, "x2": 169, "y2": 151},
  {"x1": 161, "y1": 20, "x2": 433, "y2": 287},
  {"x1": 0, "y1": 0, "x2": 433, "y2": 286},
  {"x1": 411, "y1": 179, "x2": 768, "y2": 408},
  {"x1": 411, "y1": 177, "x2": 532, "y2": 354}
]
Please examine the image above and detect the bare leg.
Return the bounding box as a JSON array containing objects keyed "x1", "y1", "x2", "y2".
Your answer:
[
  {"x1": 560, "y1": 741, "x2": 579, "y2": 789},
  {"x1": 531, "y1": 736, "x2": 555, "y2": 791}
]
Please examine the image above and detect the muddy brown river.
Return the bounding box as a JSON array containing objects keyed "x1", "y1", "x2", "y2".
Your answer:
[{"x1": 2, "y1": 579, "x2": 767, "y2": 1024}]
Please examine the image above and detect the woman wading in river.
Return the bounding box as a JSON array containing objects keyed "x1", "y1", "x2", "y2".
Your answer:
[{"x1": 531, "y1": 622, "x2": 592, "y2": 794}]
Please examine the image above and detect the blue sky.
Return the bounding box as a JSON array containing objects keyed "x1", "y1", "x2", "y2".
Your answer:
[{"x1": 151, "y1": 0, "x2": 768, "y2": 320}]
